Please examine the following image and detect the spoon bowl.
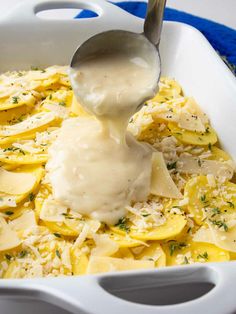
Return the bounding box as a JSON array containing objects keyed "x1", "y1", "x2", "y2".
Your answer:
[
  {"x1": 70, "y1": 0, "x2": 166, "y2": 109},
  {"x1": 70, "y1": 30, "x2": 161, "y2": 111}
]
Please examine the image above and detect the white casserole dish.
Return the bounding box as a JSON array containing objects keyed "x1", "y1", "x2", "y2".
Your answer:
[{"x1": 0, "y1": 1, "x2": 236, "y2": 313}]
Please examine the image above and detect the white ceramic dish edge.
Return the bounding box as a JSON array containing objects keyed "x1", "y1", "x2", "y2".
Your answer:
[{"x1": 0, "y1": 1, "x2": 236, "y2": 313}]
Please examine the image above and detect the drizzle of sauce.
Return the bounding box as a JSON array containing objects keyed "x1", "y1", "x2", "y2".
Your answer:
[{"x1": 47, "y1": 34, "x2": 160, "y2": 224}]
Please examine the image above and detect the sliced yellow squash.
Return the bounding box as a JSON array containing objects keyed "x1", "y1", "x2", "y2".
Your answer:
[
  {"x1": 0, "y1": 92, "x2": 36, "y2": 111},
  {"x1": 106, "y1": 231, "x2": 143, "y2": 248},
  {"x1": 71, "y1": 248, "x2": 88, "y2": 275},
  {"x1": 0, "y1": 165, "x2": 44, "y2": 210},
  {"x1": 111, "y1": 214, "x2": 187, "y2": 241},
  {"x1": 0, "y1": 112, "x2": 59, "y2": 137},
  {"x1": 163, "y1": 240, "x2": 229, "y2": 266},
  {"x1": 43, "y1": 221, "x2": 79, "y2": 237},
  {"x1": 185, "y1": 176, "x2": 236, "y2": 225},
  {"x1": 0, "y1": 152, "x2": 48, "y2": 165},
  {"x1": 168, "y1": 122, "x2": 217, "y2": 146}
]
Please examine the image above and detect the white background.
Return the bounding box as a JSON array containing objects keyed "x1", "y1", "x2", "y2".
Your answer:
[{"x1": 0, "y1": 0, "x2": 235, "y2": 29}]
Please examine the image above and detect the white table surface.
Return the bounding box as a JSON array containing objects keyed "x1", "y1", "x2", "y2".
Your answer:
[{"x1": 0, "y1": 0, "x2": 235, "y2": 30}]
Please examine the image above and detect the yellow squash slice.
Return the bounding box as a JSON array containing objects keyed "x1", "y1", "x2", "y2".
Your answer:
[
  {"x1": 185, "y1": 176, "x2": 236, "y2": 225},
  {"x1": 71, "y1": 248, "x2": 88, "y2": 275},
  {"x1": 163, "y1": 240, "x2": 229, "y2": 266},
  {"x1": 111, "y1": 214, "x2": 187, "y2": 241},
  {"x1": 0, "y1": 165, "x2": 44, "y2": 210},
  {"x1": 168, "y1": 122, "x2": 217, "y2": 146}
]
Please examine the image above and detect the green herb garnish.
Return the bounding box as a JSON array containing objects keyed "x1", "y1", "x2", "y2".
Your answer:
[
  {"x1": 227, "y1": 201, "x2": 235, "y2": 208},
  {"x1": 19, "y1": 250, "x2": 28, "y2": 258},
  {"x1": 5, "y1": 254, "x2": 12, "y2": 261},
  {"x1": 141, "y1": 213, "x2": 150, "y2": 217},
  {"x1": 169, "y1": 241, "x2": 187, "y2": 256},
  {"x1": 211, "y1": 207, "x2": 221, "y2": 217},
  {"x1": 5, "y1": 211, "x2": 14, "y2": 216},
  {"x1": 58, "y1": 101, "x2": 66, "y2": 107},
  {"x1": 209, "y1": 219, "x2": 228, "y2": 232},
  {"x1": 28, "y1": 192, "x2": 35, "y2": 202},
  {"x1": 167, "y1": 161, "x2": 177, "y2": 170},
  {"x1": 12, "y1": 96, "x2": 19, "y2": 104},
  {"x1": 197, "y1": 252, "x2": 208, "y2": 260},
  {"x1": 115, "y1": 217, "x2": 130, "y2": 233},
  {"x1": 53, "y1": 233, "x2": 62, "y2": 238},
  {"x1": 183, "y1": 256, "x2": 189, "y2": 264},
  {"x1": 56, "y1": 249, "x2": 61, "y2": 258}
]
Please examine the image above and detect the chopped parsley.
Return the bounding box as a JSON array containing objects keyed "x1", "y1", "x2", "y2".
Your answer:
[
  {"x1": 53, "y1": 233, "x2": 62, "y2": 238},
  {"x1": 56, "y1": 249, "x2": 61, "y2": 258},
  {"x1": 5, "y1": 254, "x2": 12, "y2": 261},
  {"x1": 28, "y1": 192, "x2": 35, "y2": 202},
  {"x1": 12, "y1": 96, "x2": 19, "y2": 104},
  {"x1": 227, "y1": 201, "x2": 235, "y2": 208},
  {"x1": 141, "y1": 213, "x2": 150, "y2": 217},
  {"x1": 167, "y1": 161, "x2": 177, "y2": 170},
  {"x1": 209, "y1": 219, "x2": 228, "y2": 232},
  {"x1": 115, "y1": 217, "x2": 130, "y2": 233},
  {"x1": 19, "y1": 250, "x2": 28, "y2": 258},
  {"x1": 197, "y1": 252, "x2": 208, "y2": 260},
  {"x1": 208, "y1": 143, "x2": 212, "y2": 151},
  {"x1": 58, "y1": 101, "x2": 66, "y2": 107},
  {"x1": 49, "y1": 94, "x2": 52, "y2": 100},
  {"x1": 183, "y1": 256, "x2": 189, "y2": 264},
  {"x1": 211, "y1": 207, "x2": 221, "y2": 217},
  {"x1": 169, "y1": 241, "x2": 187, "y2": 256},
  {"x1": 197, "y1": 159, "x2": 202, "y2": 167},
  {"x1": 200, "y1": 194, "x2": 207, "y2": 203},
  {"x1": 5, "y1": 211, "x2": 14, "y2": 216}
]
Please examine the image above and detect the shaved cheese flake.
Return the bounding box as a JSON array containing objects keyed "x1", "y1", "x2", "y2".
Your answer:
[
  {"x1": 151, "y1": 152, "x2": 182, "y2": 198},
  {"x1": 193, "y1": 226, "x2": 215, "y2": 244},
  {"x1": 10, "y1": 210, "x2": 36, "y2": 234},
  {"x1": 185, "y1": 98, "x2": 208, "y2": 125},
  {"x1": 40, "y1": 197, "x2": 67, "y2": 222},
  {"x1": 91, "y1": 234, "x2": 119, "y2": 257},
  {"x1": 0, "y1": 112, "x2": 58, "y2": 137},
  {"x1": 178, "y1": 111, "x2": 205, "y2": 132},
  {"x1": 208, "y1": 217, "x2": 236, "y2": 252},
  {"x1": 43, "y1": 103, "x2": 69, "y2": 118},
  {"x1": 177, "y1": 155, "x2": 234, "y2": 179},
  {"x1": 73, "y1": 223, "x2": 90, "y2": 248},
  {"x1": 0, "y1": 217, "x2": 21, "y2": 251},
  {"x1": 0, "y1": 168, "x2": 36, "y2": 195}
]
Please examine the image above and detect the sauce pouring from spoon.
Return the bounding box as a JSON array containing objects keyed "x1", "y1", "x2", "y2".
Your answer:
[{"x1": 47, "y1": 0, "x2": 166, "y2": 225}]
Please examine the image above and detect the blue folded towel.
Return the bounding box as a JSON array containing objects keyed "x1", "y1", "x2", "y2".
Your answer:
[{"x1": 76, "y1": 1, "x2": 236, "y2": 74}]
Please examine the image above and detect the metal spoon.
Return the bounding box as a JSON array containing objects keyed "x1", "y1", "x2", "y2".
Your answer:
[{"x1": 70, "y1": 0, "x2": 166, "y2": 103}]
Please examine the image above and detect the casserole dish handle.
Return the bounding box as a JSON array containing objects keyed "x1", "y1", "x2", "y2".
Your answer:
[
  {"x1": 0, "y1": 263, "x2": 236, "y2": 314},
  {"x1": 2, "y1": 0, "x2": 143, "y2": 28}
]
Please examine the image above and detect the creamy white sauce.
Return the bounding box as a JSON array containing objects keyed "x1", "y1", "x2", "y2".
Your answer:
[{"x1": 47, "y1": 34, "x2": 160, "y2": 224}]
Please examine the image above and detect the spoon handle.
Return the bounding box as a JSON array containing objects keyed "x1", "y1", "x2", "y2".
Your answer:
[{"x1": 144, "y1": 0, "x2": 166, "y2": 46}]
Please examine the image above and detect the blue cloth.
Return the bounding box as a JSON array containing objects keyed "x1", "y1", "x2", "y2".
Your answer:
[{"x1": 76, "y1": 1, "x2": 236, "y2": 74}]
